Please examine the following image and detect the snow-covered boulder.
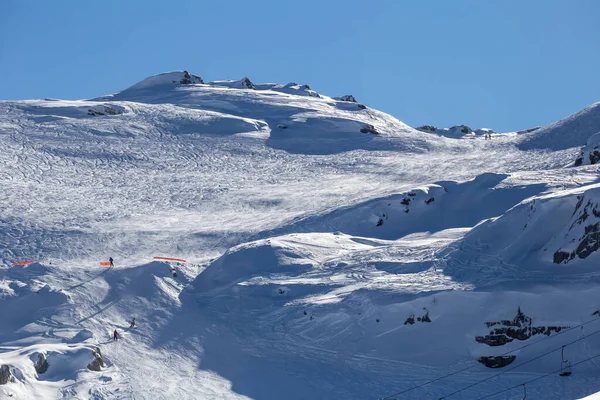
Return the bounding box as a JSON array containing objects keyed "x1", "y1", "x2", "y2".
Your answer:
[
  {"x1": 574, "y1": 132, "x2": 600, "y2": 166},
  {"x1": 360, "y1": 124, "x2": 379, "y2": 134}
]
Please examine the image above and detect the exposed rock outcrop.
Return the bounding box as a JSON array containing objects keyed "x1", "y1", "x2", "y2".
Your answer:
[
  {"x1": 178, "y1": 70, "x2": 204, "y2": 85},
  {"x1": 404, "y1": 309, "x2": 431, "y2": 325},
  {"x1": 241, "y1": 77, "x2": 255, "y2": 89},
  {"x1": 553, "y1": 191, "x2": 600, "y2": 264},
  {"x1": 360, "y1": 124, "x2": 379, "y2": 134},
  {"x1": 335, "y1": 95, "x2": 357, "y2": 103},
  {"x1": 87, "y1": 347, "x2": 105, "y2": 372},
  {"x1": 574, "y1": 132, "x2": 600, "y2": 166},
  {"x1": 416, "y1": 124, "x2": 475, "y2": 136},
  {"x1": 476, "y1": 308, "x2": 569, "y2": 347},
  {"x1": 88, "y1": 104, "x2": 125, "y2": 116},
  {"x1": 0, "y1": 365, "x2": 13, "y2": 385},
  {"x1": 34, "y1": 352, "x2": 48, "y2": 374},
  {"x1": 417, "y1": 125, "x2": 437, "y2": 132}
]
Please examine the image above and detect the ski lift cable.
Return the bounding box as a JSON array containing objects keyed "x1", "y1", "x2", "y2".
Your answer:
[
  {"x1": 438, "y1": 326, "x2": 600, "y2": 399},
  {"x1": 474, "y1": 352, "x2": 600, "y2": 400},
  {"x1": 378, "y1": 315, "x2": 600, "y2": 400}
]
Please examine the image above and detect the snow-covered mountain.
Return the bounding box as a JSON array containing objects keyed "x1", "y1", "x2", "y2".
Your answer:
[
  {"x1": 517, "y1": 101, "x2": 600, "y2": 150},
  {"x1": 2, "y1": 71, "x2": 600, "y2": 400}
]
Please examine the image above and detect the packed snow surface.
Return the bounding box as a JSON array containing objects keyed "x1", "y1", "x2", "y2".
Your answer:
[{"x1": 1, "y1": 71, "x2": 600, "y2": 399}]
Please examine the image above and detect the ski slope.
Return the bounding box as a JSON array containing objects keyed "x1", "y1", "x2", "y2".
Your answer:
[{"x1": 2, "y1": 71, "x2": 600, "y2": 399}]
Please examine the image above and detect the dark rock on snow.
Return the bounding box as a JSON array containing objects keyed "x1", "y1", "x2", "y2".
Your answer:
[
  {"x1": 476, "y1": 308, "x2": 569, "y2": 347},
  {"x1": 87, "y1": 347, "x2": 105, "y2": 372},
  {"x1": 35, "y1": 352, "x2": 49, "y2": 374},
  {"x1": 360, "y1": 124, "x2": 379, "y2": 134},
  {"x1": 477, "y1": 355, "x2": 517, "y2": 368},
  {"x1": 178, "y1": 70, "x2": 204, "y2": 85},
  {"x1": 0, "y1": 365, "x2": 13, "y2": 385}
]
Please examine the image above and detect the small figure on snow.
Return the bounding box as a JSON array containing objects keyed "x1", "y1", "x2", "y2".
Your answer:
[
  {"x1": 113, "y1": 329, "x2": 118, "y2": 341},
  {"x1": 130, "y1": 318, "x2": 136, "y2": 328},
  {"x1": 109, "y1": 257, "x2": 114, "y2": 267}
]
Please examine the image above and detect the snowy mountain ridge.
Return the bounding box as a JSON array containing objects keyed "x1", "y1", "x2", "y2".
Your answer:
[{"x1": 1, "y1": 71, "x2": 600, "y2": 399}]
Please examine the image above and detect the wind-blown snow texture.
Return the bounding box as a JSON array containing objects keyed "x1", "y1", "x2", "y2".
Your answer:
[{"x1": 2, "y1": 70, "x2": 600, "y2": 399}]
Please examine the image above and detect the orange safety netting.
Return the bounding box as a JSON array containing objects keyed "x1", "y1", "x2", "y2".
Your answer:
[
  {"x1": 12, "y1": 260, "x2": 34, "y2": 266},
  {"x1": 100, "y1": 261, "x2": 112, "y2": 266}
]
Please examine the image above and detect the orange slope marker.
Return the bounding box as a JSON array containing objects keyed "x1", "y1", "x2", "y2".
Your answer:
[
  {"x1": 153, "y1": 256, "x2": 187, "y2": 263},
  {"x1": 100, "y1": 261, "x2": 111, "y2": 266},
  {"x1": 12, "y1": 260, "x2": 34, "y2": 266}
]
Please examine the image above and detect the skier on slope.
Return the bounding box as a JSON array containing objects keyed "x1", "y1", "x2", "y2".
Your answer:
[
  {"x1": 109, "y1": 257, "x2": 114, "y2": 267},
  {"x1": 130, "y1": 318, "x2": 136, "y2": 328},
  {"x1": 113, "y1": 329, "x2": 118, "y2": 341}
]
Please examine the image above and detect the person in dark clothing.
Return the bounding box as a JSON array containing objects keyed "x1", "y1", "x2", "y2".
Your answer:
[
  {"x1": 130, "y1": 318, "x2": 136, "y2": 328},
  {"x1": 109, "y1": 257, "x2": 114, "y2": 267},
  {"x1": 113, "y1": 329, "x2": 118, "y2": 341}
]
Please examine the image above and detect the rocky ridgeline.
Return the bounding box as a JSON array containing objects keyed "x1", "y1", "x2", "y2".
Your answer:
[
  {"x1": 476, "y1": 308, "x2": 569, "y2": 368},
  {"x1": 553, "y1": 192, "x2": 600, "y2": 264},
  {"x1": 176, "y1": 70, "x2": 204, "y2": 85}
]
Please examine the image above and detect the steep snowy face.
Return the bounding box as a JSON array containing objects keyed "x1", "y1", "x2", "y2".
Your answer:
[
  {"x1": 518, "y1": 101, "x2": 600, "y2": 150},
  {"x1": 437, "y1": 181, "x2": 600, "y2": 286},
  {"x1": 551, "y1": 188, "x2": 600, "y2": 264},
  {"x1": 575, "y1": 132, "x2": 600, "y2": 166}
]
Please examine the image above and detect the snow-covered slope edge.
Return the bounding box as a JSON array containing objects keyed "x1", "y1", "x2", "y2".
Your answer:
[{"x1": 518, "y1": 101, "x2": 600, "y2": 151}]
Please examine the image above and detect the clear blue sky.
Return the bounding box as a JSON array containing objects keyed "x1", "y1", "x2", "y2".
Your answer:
[{"x1": 1, "y1": 0, "x2": 599, "y2": 132}]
